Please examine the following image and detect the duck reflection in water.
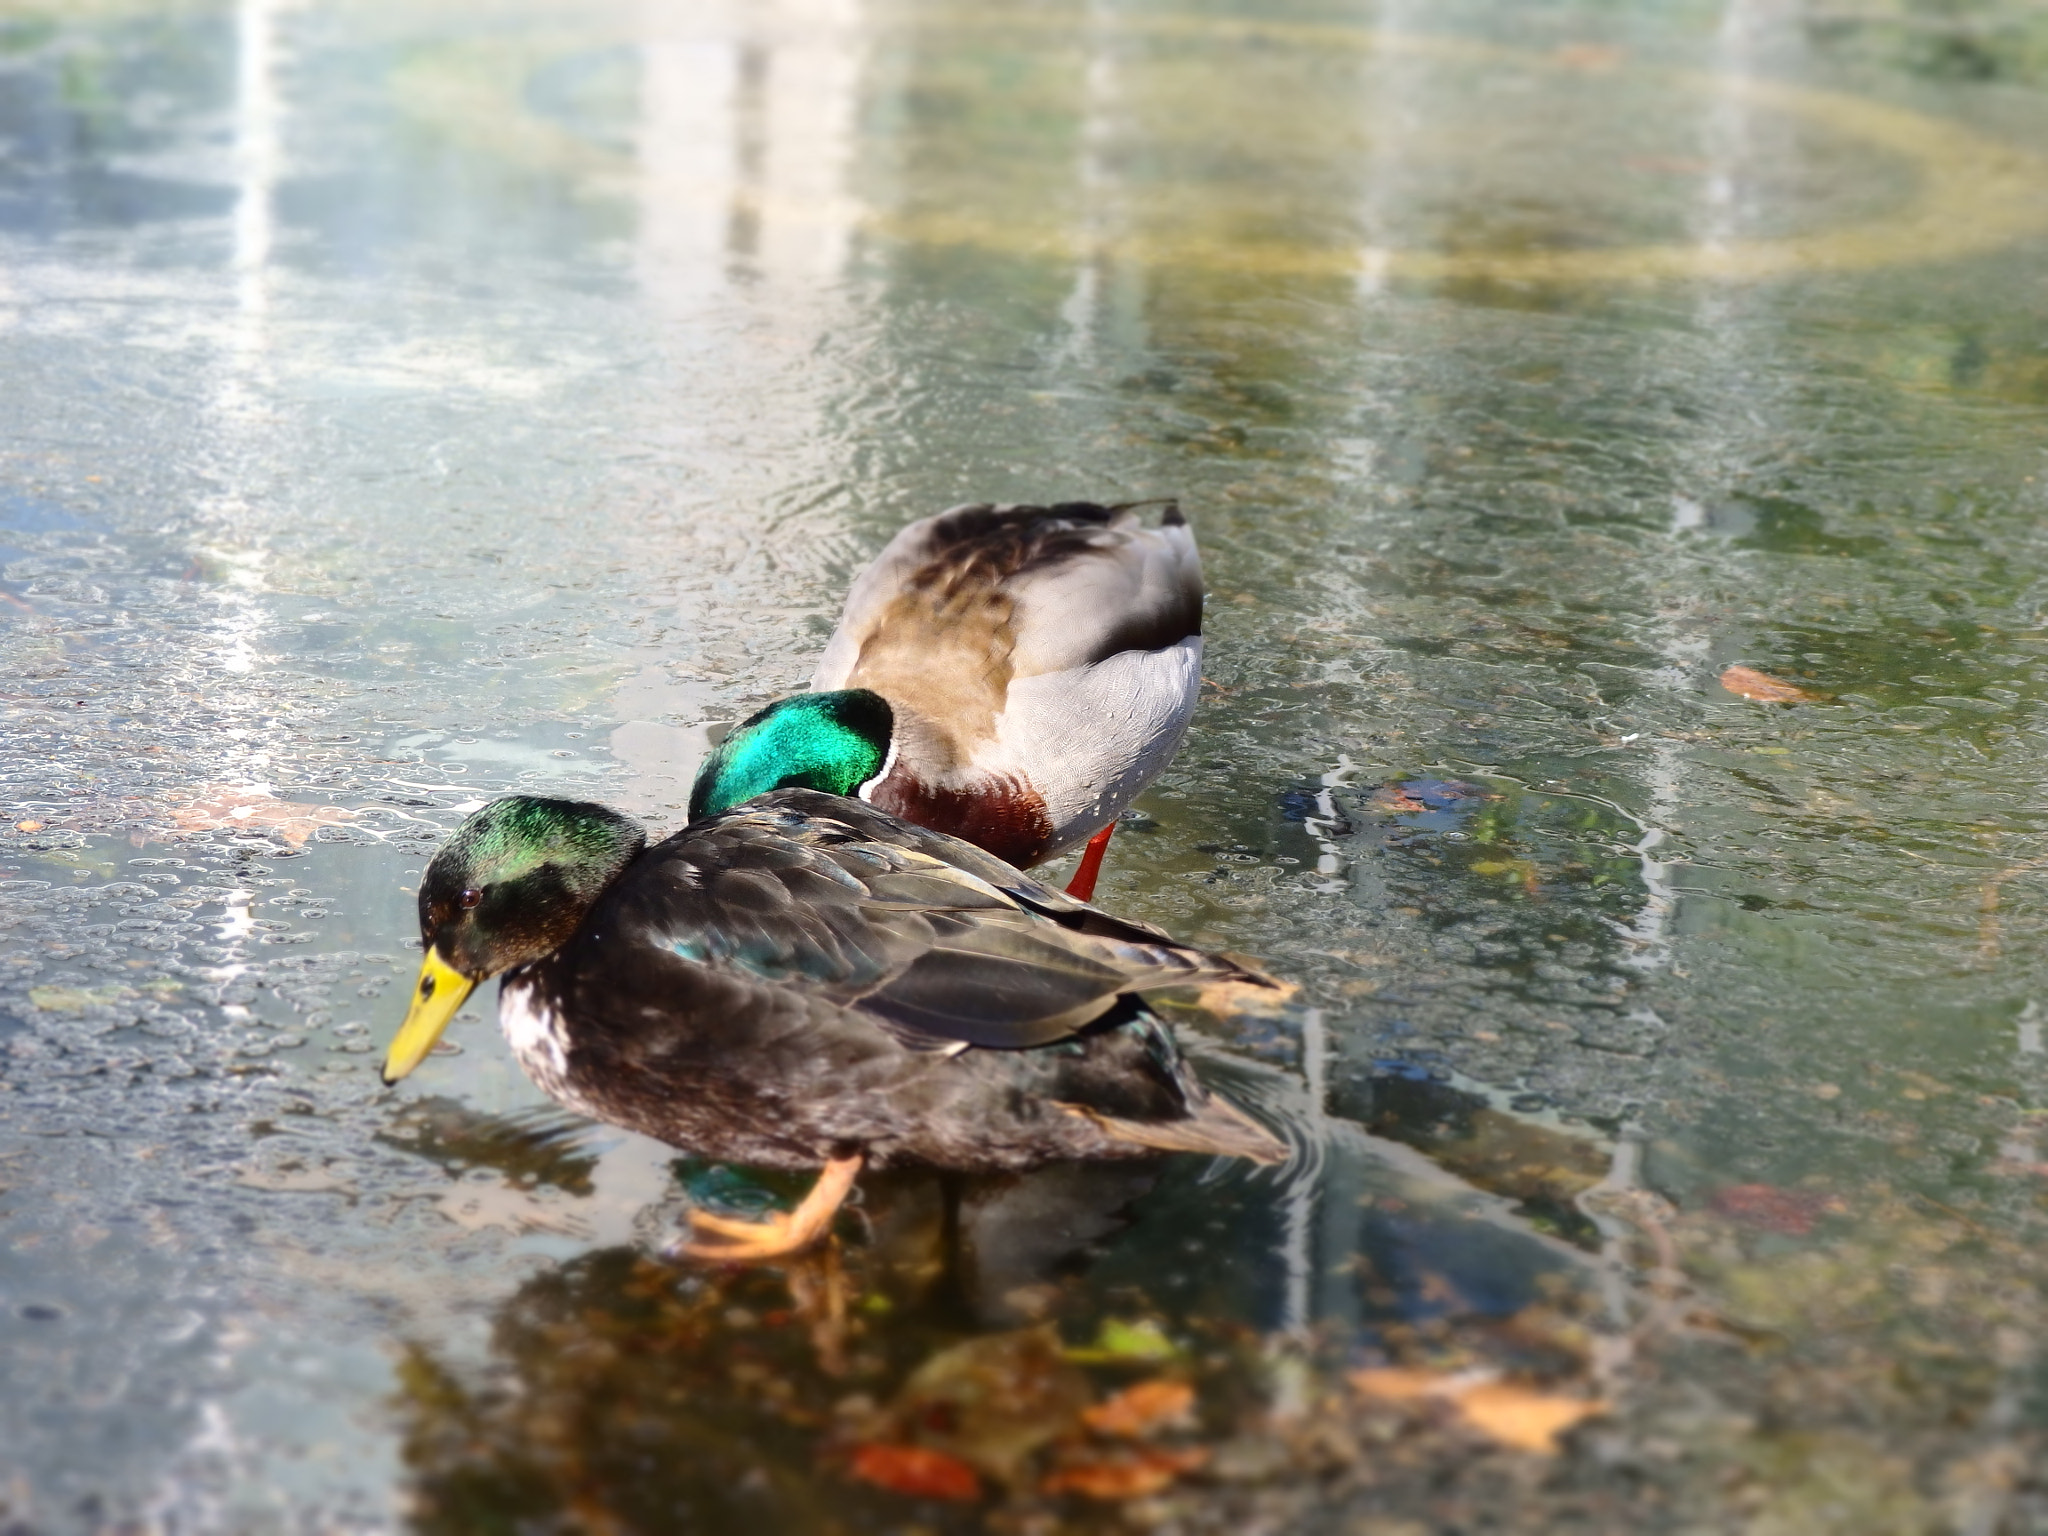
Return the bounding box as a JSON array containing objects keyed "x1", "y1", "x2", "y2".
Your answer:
[
  {"x1": 388, "y1": 1084, "x2": 1607, "y2": 1531},
  {"x1": 392, "y1": 1156, "x2": 1167, "y2": 1532}
]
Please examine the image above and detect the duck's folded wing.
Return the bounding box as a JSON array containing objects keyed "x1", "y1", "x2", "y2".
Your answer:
[
  {"x1": 624, "y1": 803, "x2": 1221, "y2": 1052},
  {"x1": 811, "y1": 501, "x2": 1201, "y2": 689},
  {"x1": 847, "y1": 911, "x2": 1138, "y2": 1049},
  {"x1": 755, "y1": 787, "x2": 1187, "y2": 944},
  {"x1": 1003, "y1": 505, "x2": 1203, "y2": 677},
  {"x1": 764, "y1": 788, "x2": 1289, "y2": 996}
]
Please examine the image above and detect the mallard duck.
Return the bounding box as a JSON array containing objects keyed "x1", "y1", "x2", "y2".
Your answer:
[
  {"x1": 688, "y1": 501, "x2": 1203, "y2": 901},
  {"x1": 382, "y1": 788, "x2": 1285, "y2": 1261}
]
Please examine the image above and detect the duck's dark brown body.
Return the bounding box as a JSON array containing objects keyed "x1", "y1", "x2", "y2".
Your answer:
[{"x1": 497, "y1": 790, "x2": 1282, "y2": 1173}]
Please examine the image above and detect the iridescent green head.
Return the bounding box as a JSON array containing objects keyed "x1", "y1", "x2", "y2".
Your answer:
[
  {"x1": 418, "y1": 796, "x2": 646, "y2": 976},
  {"x1": 383, "y1": 796, "x2": 646, "y2": 1085},
  {"x1": 688, "y1": 690, "x2": 894, "y2": 821}
]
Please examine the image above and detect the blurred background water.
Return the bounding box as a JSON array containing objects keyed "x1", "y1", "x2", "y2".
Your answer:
[{"x1": 6, "y1": 0, "x2": 2048, "y2": 1529}]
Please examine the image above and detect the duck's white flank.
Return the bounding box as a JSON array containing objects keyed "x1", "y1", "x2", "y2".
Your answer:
[{"x1": 996, "y1": 635, "x2": 1202, "y2": 857}]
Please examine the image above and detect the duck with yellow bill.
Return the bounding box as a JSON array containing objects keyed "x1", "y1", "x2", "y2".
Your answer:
[{"x1": 382, "y1": 789, "x2": 1285, "y2": 1262}]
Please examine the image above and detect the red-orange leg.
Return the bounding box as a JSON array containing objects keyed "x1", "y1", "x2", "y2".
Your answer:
[{"x1": 1065, "y1": 822, "x2": 1116, "y2": 903}]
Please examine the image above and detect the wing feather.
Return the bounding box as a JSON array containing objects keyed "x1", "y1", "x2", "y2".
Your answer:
[
  {"x1": 617, "y1": 790, "x2": 1269, "y2": 1053},
  {"x1": 811, "y1": 502, "x2": 1202, "y2": 691}
]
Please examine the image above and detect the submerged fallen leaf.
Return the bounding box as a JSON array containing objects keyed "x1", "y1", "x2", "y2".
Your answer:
[
  {"x1": 1064, "y1": 1316, "x2": 1183, "y2": 1365},
  {"x1": 1719, "y1": 665, "x2": 1823, "y2": 704},
  {"x1": 1452, "y1": 1381, "x2": 1606, "y2": 1454},
  {"x1": 1042, "y1": 1445, "x2": 1209, "y2": 1500},
  {"x1": 1349, "y1": 1368, "x2": 1604, "y2": 1454},
  {"x1": 14, "y1": 819, "x2": 45, "y2": 832},
  {"x1": 1554, "y1": 42, "x2": 1625, "y2": 70},
  {"x1": 848, "y1": 1443, "x2": 981, "y2": 1501},
  {"x1": 172, "y1": 786, "x2": 356, "y2": 847},
  {"x1": 1348, "y1": 1367, "x2": 1441, "y2": 1404},
  {"x1": 28, "y1": 984, "x2": 129, "y2": 1014},
  {"x1": 1469, "y1": 857, "x2": 1542, "y2": 894},
  {"x1": 1370, "y1": 778, "x2": 1484, "y2": 816},
  {"x1": 1709, "y1": 1182, "x2": 1842, "y2": 1236},
  {"x1": 1081, "y1": 1379, "x2": 1195, "y2": 1439},
  {"x1": 888, "y1": 1325, "x2": 1092, "y2": 1480}
]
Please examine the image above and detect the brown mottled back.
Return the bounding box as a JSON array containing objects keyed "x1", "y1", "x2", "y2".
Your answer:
[{"x1": 814, "y1": 502, "x2": 1199, "y2": 772}]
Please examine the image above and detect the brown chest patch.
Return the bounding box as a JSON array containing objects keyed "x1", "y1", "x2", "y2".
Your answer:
[{"x1": 871, "y1": 773, "x2": 1054, "y2": 870}]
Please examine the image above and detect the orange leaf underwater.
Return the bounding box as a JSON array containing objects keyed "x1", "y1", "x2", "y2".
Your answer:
[
  {"x1": 848, "y1": 1443, "x2": 982, "y2": 1501},
  {"x1": 1080, "y1": 1379, "x2": 1196, "y2": 1439},
  {"x1": 171, "y1": 786, "x2": 357, "y2": 847},
  {"x1": 1451, "y1": 1381, "x2": 1606, "y2": 1454},
  {"x1": 1349, "y1": 1368, "x2": 1605, "y2": 1454},
  {"x1": 1718, "y1": 665, "x2": 1824, "y2": 704},
  {"x1": 1347, "y1": 1367, "x2": 1441, "y2": 1403},
  {"x1": 1042, "y1": 1446, "x2": 1210, "y2": 1500}
]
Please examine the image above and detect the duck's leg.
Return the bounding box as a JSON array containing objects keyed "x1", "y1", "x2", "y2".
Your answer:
[
  {"x1": 675, "y1": 1154, "x2": 863, "y2": 1262},
  {"x1": 1065, "y1": 823, "x2": 1116, "y2": 903}
]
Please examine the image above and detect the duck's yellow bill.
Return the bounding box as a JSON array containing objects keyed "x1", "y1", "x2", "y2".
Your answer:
[{"x1": 381, "y1": 948, "x2": 478, "y2": 1085}]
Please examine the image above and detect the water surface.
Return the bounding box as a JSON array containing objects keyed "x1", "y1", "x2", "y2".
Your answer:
[{"x1": 5, "y1": 0, "x2": 2048, "y2": 1528}]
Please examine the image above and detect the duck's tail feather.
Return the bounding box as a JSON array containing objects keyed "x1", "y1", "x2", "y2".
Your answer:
[
  {"x1": 1057, "y1": 1090, "x2": 1287, "y2": 1166},
  {"x1": 1188, "y1": 953, "x2": 1296, "y2": 1015}
]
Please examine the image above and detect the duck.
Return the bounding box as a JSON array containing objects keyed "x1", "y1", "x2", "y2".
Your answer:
[
  {"x1": 382, "y1": 787, "x2": 1286, "y2": 1261},
  {"x1": 688, "y1": 500, "x2": 1203, "y2": 902}
]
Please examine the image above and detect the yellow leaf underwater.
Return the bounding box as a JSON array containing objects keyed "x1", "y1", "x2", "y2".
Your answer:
[
  {"x1": 1350, "y1": 1368, "x2": 1605, "y2": 1454},
  {"x1": 1452, "y1": 1381, "x2": 1606, "y2": 1454}
]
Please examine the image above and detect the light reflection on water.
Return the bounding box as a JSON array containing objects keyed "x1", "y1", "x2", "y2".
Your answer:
[{"x1": 5, "y1": 0, "x2": 2048, "y2": 1527}]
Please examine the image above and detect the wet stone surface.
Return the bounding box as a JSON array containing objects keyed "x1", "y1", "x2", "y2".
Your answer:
[{"x1": 7, "y1": 0, "x2": 2048, "y2": 1531}]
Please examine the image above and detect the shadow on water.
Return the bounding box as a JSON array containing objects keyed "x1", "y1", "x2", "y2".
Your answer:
[{"x1": 378, "y1": 1097, "x2": 605, "y2": 1198}]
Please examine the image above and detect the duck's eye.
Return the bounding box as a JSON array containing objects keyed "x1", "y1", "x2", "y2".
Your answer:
[{"x1": 458, "y1": 887, "x2": 483, "y2": 909}]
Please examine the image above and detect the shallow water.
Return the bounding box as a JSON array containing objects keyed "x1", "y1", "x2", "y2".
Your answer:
[{"x1": 6, "y1": 0, "x2": 2048, "y2": 1528}]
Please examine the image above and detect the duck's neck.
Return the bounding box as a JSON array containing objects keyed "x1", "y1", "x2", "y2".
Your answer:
[{"x1": 689, "y1": 690, "x2": 894, "y2": 819}]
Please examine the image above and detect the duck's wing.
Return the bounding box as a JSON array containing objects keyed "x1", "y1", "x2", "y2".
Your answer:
[
  {"x1": 613, "y1": 791, "x2": 1273, "y2": 1054},
  {"x1": 810, "y1": 501, "x2": 1202, "y2": 691}
]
